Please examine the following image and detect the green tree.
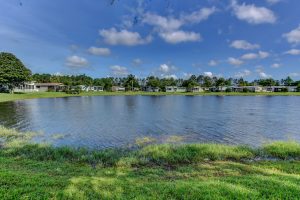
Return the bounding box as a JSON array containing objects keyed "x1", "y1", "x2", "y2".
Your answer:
[
  {"x1": 0, "y1": 52, "x2": 31, "y2": 93},
  {"x1": 146, "y1": 76, "x2": 161, "y2": 88},
  {"x1": 124, "y1": 74, "x2": 139, "y2": 91},
  {"x1": 203, "y1": 76, "x2": 213, "y2": 87},
  {"x1": 282, "y1": 76, "x2": 294, "y2": 86}
]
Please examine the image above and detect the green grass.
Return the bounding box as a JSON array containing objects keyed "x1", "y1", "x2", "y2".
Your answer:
[
  {"x1": 1, "y1": 91, "x2": 300, "y2": 103},
  {"x1": 1, "y1": 127, "x2": 300, "y2": 199}
]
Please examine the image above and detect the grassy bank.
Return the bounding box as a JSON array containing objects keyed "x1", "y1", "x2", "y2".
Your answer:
[
  {"x1": 1, "y1": 91, "x2": 300, "y2": 103},
  {"x1": 1, "y1": 127, "x2": 300, "y2": 199}
]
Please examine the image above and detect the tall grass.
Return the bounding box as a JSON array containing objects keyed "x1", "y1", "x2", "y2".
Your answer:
[{"x1": 1, "y1": 127, "x2": 300, "y2": 167}]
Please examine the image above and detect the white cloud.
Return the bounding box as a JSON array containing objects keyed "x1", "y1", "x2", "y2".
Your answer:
[
  {"x1": 204, "y1": 72, "x2": 213, "y2": 77},
  {"x1": 228, "y1": 57, "x2": 244, "y2": 66},
  {"x1": 266, "y1": 0, "x2": 281, "y2": 5},
  {"x1": 283, "y1": 26, "x2": 300, "y2": 45},
  {"x1": 183, "y1": 72, "x2": 193, "y2": 79},
  {"x1": 271, "y1": 63, "x2": 281, "y2": 68},
  {"x1": 230, "y1": 40, "x2": 260, "y2": 50},
  {"x1": 162, "y1": 74, "x2": 178, "y2": 79},
  {"x1": 208, "y1": 60, "x2": 218, "y2": 66},
  {"x1": 132, "y1": 58, "x2": 143, "y2": 66},
  {"x1": 259, "y1": 72, "x2": 272, "y2": 78},
  {"x1": 142, "y1": 7, "x2": 215, "y2": 44},
  {"x1": 181, "y1": 7, "x2": 217, "y2": 24},
  {"x1": 258, "y1": 51, "x2": 270, "y2": 58},
  {"x1": 65, "y1": 55, "x2": 88, "y2": 68},
  {"x1": 88, "y1": 46, "x2": 111, "y2": 56},
  {"x1": 241, "y1": 51, "x2": 270, "y2": 60},
  {"x1": 284, "y1": 49, "x2": 300, "y2": 55},
  {"x1": 159, "y1": 30, "x2": 201, "y2": 44},
  {"x1": 241, "y1": 53, "x2": 258, "y2": 60},
  {"x1": 159, "y1": 64, "x2": 177, "y2": 74},
  {"x1": 289, "y1": 72, "x2": 300, "y2": 77},
  {"x1": 110, "y1": 65, "x2": 129, "y2": 76},
  {"x1": 231, "y1": 0, "x2": 276, "y2": 24},
  {"x1": 234, "y1": 69, "x2": 251, "y2": 78},
  {"x1": 99, "y1": 28, "x2": 152, "y2": 46},
  {"x1": 143, "y1": 7, "x2": 216, "y2": 31},
  {"x1": 143, "y1": 13, "x2": 183, "y2": 31}
]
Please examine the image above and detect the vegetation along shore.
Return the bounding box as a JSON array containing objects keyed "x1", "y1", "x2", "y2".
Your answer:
[
  {"x1": 1, "y1": 91, "x2": 300, "y2": 103},
  {"x1": 0, "y1": 126, "x2": 300, "y2": 199}
]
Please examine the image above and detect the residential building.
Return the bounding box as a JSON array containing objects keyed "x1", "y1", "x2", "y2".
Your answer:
[
  {"x1": 112, "y1": 86, "x2": 126, "y2": 92},
  {"x1": 165, "y1": 86, "x2": 187, "y2": 92},
  {"x1": 188, "y1": 86, "x2": 204, "y2": 93}
]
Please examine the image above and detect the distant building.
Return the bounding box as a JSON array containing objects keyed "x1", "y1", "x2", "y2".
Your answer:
[
  {"x1": 14, "y1": 82, "x2": 37, "y2": 92},
  {"x1": 144, "y1": 86, "x2": 160, "y2": 92},
  {"x1": 231, "y1": 86, "x2": 264, "y2": 92},
  {"x1": 112, "y1": 86, "x2": 126, "y2": 92},
  {"x1": 165, "y1": 86, "x2": 187, "y2": 92},
  {"x1": 78, "y1": 85, "x2": 104, "y2": 92},
  {"x1": 35, "y1": 83, "x2": 65, "y2": 92},
  {"x1": 14, "y1": 82, "x2": 65, "y2": 92},
  {"x1": 188, "y1": 86, "x2": 204, "y2": 93},
  {"x1": 264, "y1": 86, "x2": 297, "y2": 92}
]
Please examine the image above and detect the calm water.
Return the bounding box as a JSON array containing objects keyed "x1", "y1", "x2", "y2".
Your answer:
[{"x1": 0, "y1": 96, "x2": 300, "y2": 148}]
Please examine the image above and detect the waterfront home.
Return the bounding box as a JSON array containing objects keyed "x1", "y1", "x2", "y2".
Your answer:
[
  {"x1": 35, "y1": 83, "x2": 65, "y2": 92},
  {"x1": 14, "y1": 82, "x2": 38, "y2": 92},
  {"x1": 78, "y1": 85, "x2": 104, "y2": 92},
  {"x1": 264, "y1": 86, "x2": 298, "y2": 92},
  {"x1": 13, "y1": 82, "x2": 65, "y2": 92},
  {"x1": 188, "y1": 86, "x2": 204, "y2": 92},
  {"x1": 231, "y1": 86, "x2": 264, "y2": 92},
  {"x1": 144, "y1": 86, "x2": 160, "y2": 92},
  {"x1": 165, "y1": 86, "x2": 187, "y2": 92},
  {"x1": 112, "y1": 86, "x2": 126, "y2": 92},
  {"x1": 209, "y1": 87, "x2": 227, "y2": 92}
]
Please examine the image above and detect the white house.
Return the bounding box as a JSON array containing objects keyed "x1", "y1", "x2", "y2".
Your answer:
[
  {"x1": 188, "y1": 86, "x2": 204, "y2": 93},
  {"x1": 13, "y1": 82, "x2": 66, "y2": 92},
  {"x1": 78, "y1": 85, "x2": 104, "y2": 92},
  {"x1": 112, "y1": 86, "x2": 126, "y2": 92},
  {"x1": 14, "y1": 82, "x2": 38, "y2": 92},
  {"x1": 165, "y1": 86, "x2": 187, "y2": 92},
  {"x1": 231, "y1": 86, "x2": 264, "y2": 92},
  {"x1": 144, "y1": 86, "x2": 160, "y2": 92}
]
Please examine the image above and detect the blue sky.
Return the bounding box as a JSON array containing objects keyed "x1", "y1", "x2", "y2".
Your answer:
[{"x1": 1, "y1": 0, "x2": 300, "y2": 80}]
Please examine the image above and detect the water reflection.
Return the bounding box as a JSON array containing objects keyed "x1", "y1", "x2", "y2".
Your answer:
[{"x1": 0, "y1": 96, "x2": 300, "y2": 148}]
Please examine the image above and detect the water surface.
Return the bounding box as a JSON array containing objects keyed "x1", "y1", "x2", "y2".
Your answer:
[{"x1": 0, "y1": 96, "x2": 299, "y2": 148}]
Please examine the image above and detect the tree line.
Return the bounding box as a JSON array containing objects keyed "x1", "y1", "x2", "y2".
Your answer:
[{"x1": 1, "y1": 52, "x2": 300, "y2": 93}]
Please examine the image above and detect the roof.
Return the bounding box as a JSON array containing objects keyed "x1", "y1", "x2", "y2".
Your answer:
[{"x1": 35, "y1": 83, "x2": 64, "y2": 86}]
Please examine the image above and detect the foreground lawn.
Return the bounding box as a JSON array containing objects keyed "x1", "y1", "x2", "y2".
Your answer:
[
  {"x1": 1, "y1": 127, "x2": 300, "y2": 199},
  {"x1": 1, "y1": 91, "x2": 300, "y2": 103}
]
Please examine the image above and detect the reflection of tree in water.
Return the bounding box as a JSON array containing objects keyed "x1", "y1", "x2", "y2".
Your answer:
[{"x1": 0, "y1": 102, "x2": 26, "y2": 128}]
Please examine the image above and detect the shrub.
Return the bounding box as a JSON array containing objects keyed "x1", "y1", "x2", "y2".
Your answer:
[
  {"x1": 225, "y1": 88, "x2": 232, "y2": 92},
  {"x1": 242, "y1": 88, "x2": 250, "y2": 93}
]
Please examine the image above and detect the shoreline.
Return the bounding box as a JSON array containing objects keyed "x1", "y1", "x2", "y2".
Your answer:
[
  {"x1": 1, "y1": 127, "x2": 300, "y2": 198},
  {"x1": 1, "y1": 91, "x2": 300, "y2": 103}
]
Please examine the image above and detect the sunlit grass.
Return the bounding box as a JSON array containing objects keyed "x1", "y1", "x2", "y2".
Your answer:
[{"x1": 1, "y1": 127, "x2": 300, "y2": 199}]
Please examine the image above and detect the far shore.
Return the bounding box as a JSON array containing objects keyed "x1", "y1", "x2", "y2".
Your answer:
[{"x1": 1, "y1": 91, "x2": 300, "y2": 103}]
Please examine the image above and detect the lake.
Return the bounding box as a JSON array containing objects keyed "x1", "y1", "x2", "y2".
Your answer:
[{"x1": 0, "y1": 95, "x2": 300, "y2": 148}]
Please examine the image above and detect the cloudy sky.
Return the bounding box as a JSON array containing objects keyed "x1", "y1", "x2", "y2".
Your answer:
[{"x1": 1, "y1": 0, "x2": 300, "y2": 80}]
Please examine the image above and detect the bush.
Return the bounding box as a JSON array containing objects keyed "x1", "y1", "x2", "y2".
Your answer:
[
  {"x1": 242, "y1": 88, "x2": 250, "y2": 93},
  {"x1": 225, "y1": 88, "x2": 232, "y2": 92},
  {"x1": 65, "y1": 86, "x2": 82, "y2": 94},
  {"x1": 280, "y1": 88, "x2": 288, "y2": 92}
]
